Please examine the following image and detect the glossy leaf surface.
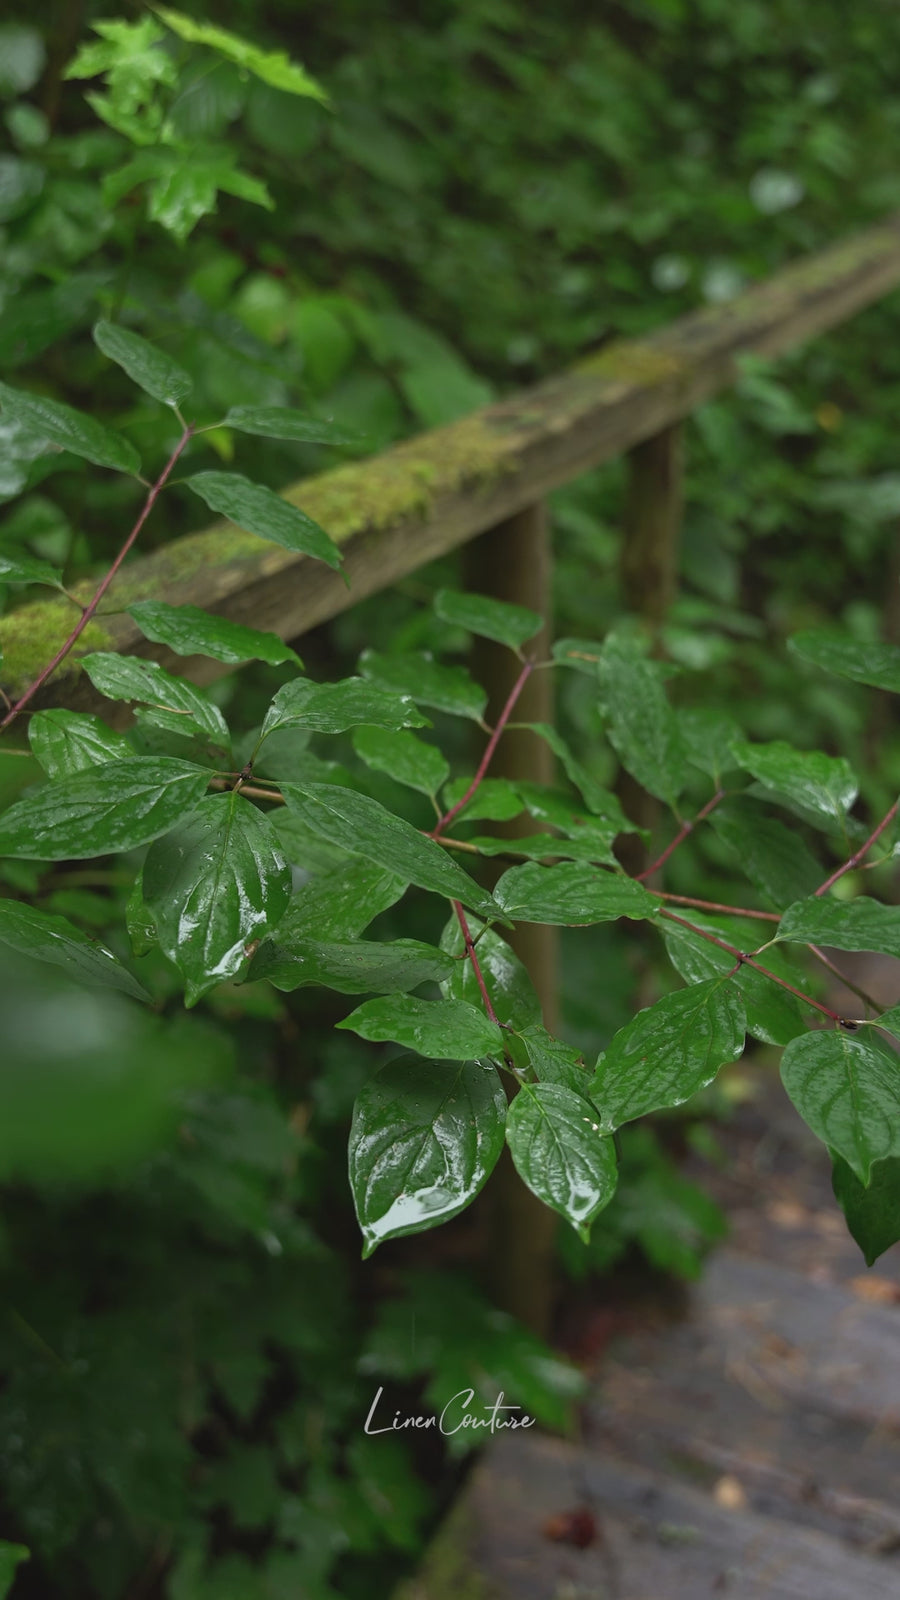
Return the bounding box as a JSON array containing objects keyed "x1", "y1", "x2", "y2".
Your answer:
[
  {"x1": 0, "y1": 758, "x2": 211, "y2": 859},
  {"x1": 81, "y1": 652, "x2": 230, "y2": 745},
  {"x1": 261, "y1": 677, "x2": 427, "y2": 740},
  {"x1": 662, "y1": 914, "x2": 804, "y2": 1046},
  {"x1": 349, "y1": 1056, "x2": 506, "y2": 1255},
  {"x1": 832, "y1": 1152, "x2": 900, "y2": 1266},
  {"x1": 339, "y1": 995, "x2": 503, "y2": 1058},
  {"x1": 281, "y1": 783, "x2": 499, "y2": 918},
  {"x1": 28, "y1": 709, "x2": 132, "y2": 779},
  {"x1": 93, "y1": 319, "x2": 193, "y2": 407},
  {"x1": 0, "y1": 380, "x2": 141, "y2": 473},
  {"x1": 709, "y1": 796, "x2": 822, "y2": 909},
  {"x1": 0, "y1": 552, "x2": 63, "y2": 589},
  {"x1": 730, "y1": 738, "x2": 857, "y2": 829},
  {"x1": 128, "y1": 600, "x2": 300, "y2": 667},
  {"x1": 506, "y1": 1083, "x2": 617, "y2": 1239},
  {"x1": 0, "y1": 898, "x2": 149, "y2": 1001},
  {"x1": 359, "y1": 648, "x2": 487, "y2": 722},
  {"x1": 251, "y1": 936, "x2": 455, "y2": 994},
  {"x1": 142, "y1": 792, "x2": 292, "y2": 1005},
  {"x1": 597, "y1": 640, "x2": 685, "y2": 806},
  {"x1": 781, "y1": 1028, "x2": 900, "y2": 1183},
  {"x1": 440, "y1": 916, "x2": 541, "y2": 1029},
  {"x1": 778, "y1": 895, "x2": 900, "y2": 959},
  {"x1": 223, "y1": 405, "x2": 359, "y2": 444},
  {"x1": 352, "y1": 726, "x2": 449, "y2": 797},
  {"x1": 434, "y1": 588, "x2": 542, "y2": 650},
  {"x1": 591, "y1": 980, "x2": 746, "y2": 1130},
  {"x1": 187, "y1": 471, "x2": 341, "y2": 569},
  {"x1": 273, "y1": 861, "x2": 407, "y2": 942},
  {"x1": 790, "y1": 630, "x2": 900, "y2": 694},
  {"x1": 494, "y1": 862, "x2": 658, "y2": 924}
]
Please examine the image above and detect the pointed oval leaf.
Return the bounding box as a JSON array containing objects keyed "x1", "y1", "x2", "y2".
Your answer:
[
  {"x1": 506, "y1": 1082, "x2": 618, "y2": 1239},
  {"x1": 591, "y1": 980, "x2": 746, "y2": 1130},
  {"x1": 0, "y1": 381, "x2": 140, "y2": 473},
  {"x1": 598, "y1": 642, "x2": 685, "y2": 807},
  {"x1": 142, "y1": 792, "x2": 292, "y2": 1005},
  {"x1": 832, "y1": 1152, "x2": 900, "y2": 1266},
  {"x1": 186, "y1": 471, "x2": 341, "y2": 569},
  {"x1": 338, "y1": 995, "x2": 503, "y2": 1058},
  {"x1": 93, "y1": 320, "x2": 193, "y2": 407},
  {"x1": 0, "y1": 898, "x2": 149, "y2": 1001},
  {"x1": 434, "y1": 588, "x2": 542, "y2": 651},
  {"x1": 781, "y1": 1028, "x2": 900, "y2": 1183},
  {"x1": 789, "y1": 630, "x2": 900, "y2": 694},
  {"x1": 280, "y1": 782, "x2": 500, "y2": 920},
  {"x1": 349, "y1": 1056, "x2": 507, "y2": 1254},
  {"x1": 709, "y1": 795, "x2": 822, "y2": 910},
  {"x1": 127, "y1": 600, "x2": 300, "y2": 667},
  {"x1": 359, "y1": 648, "x2": 486, "y2": 722},
  {"x1": 440, "y1": 915, "x2": 541, "y2": 1028},
  {"x1": 352, "y1": 726, "x2": 449, "y2": 797},
  {"x1": 778, "y1": 894, "x2": 900, "y2": 958},
  {"x1": 523, "y1": 723, "x2": 632, "y2": 823},
  {"x1": 0, "y1": 552, "x2": 63, "y2": 589},
  {"x1": 440, "y1": 776, "x2": 523, "y2": 822},
  {"x1": 28, "y1": 709, "x2": 132, "y2": 779},
  {"x1": 730, "y1": 738, "x2": 858, "y2": 829},
  {"x1": 677, "y1": 708, "x2": 743, "y2": 784},
  {"x1": 261, "y1": 677, "x2": 427, "y2": 740},
  {"x1": 80, "y1": 652, "x2": 230, "y2": 745},
  {"x1": 274, "y1": 861, "x2": 407, "y2": 943},
  {"x1": 223, "y1": 405, "x2": 360, "y2": 445},
  {"x1": 517, "y1": 1025, "x2": 592, "y2": 1097},
  {"x1": 662, "y1": 914, "x2": 804, "y2": 1046},
  {"x1": 250, "y1": 936, "x2": 455, "y2": 994},
  {"x1": 0, "y1": 758, "x2": 211, "y2": 859},
  {"x1": 494, "y1": 862, "x2": 658, "y2": 925}
]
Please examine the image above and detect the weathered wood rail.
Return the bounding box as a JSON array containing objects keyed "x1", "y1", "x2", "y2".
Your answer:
[{"x1": 5, "y1": 217, "x2": 900, "y2": 1333}]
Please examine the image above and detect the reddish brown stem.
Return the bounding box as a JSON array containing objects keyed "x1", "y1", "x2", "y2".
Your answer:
[
  {"x1": 431, "y1": 660, "x2": 534, "y2": 838},
  {"x1": 815, "y1": 797, "x2": 899, "y2": 896},
  {"x1": 0, "y1": 424, "x2": 195, "y2": 733},
  {"x1": 660, "y1": 909, "x2": 845, "y2": 1024},
  {"x1": 453, "y1": 900, "x2": 500, "y2": 1024},
  {"x1": 807, "y1": 945, "x2": 885, "y2": 1015},
  {"x1": 635, "y1": 787, "x2": 726, "y2": 882},
  {"x1": 655, "y1": 892, "x2": 779, "y2": 922}
]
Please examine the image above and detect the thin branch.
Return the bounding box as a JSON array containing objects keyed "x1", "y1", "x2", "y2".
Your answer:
[
  {"x1": 453, "y1": 900, "x2": 500, "y2": 1024},
  {"x1": 431, "y1": 659, "x2": 534, "y2": 838},
  {"x1": 0, "y1": 424, "x2": 195, "y2": 734},
  {"x1": 815, "y1": 797, "x2": 899, "y2": 896},
  {"x1": 807, "y1": 944, "x2": 885, "y2": 1016},
  {"x1": 635, "y1": 787, "x2": 726, "y2": 882},
  {"x1": 654, "y1": 892, "x2": 779, "y2": 922},
  {"x1": 660, "y1": 909, "x2": 846, "y2": 1024}
]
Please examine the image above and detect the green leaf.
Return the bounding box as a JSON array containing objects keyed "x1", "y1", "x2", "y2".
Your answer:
[
  {"x1": 0, "y1": 758, "x2": 211, "y2": 859},
  {"x1": 493, "y1": 862, "x2": 658, "y2": 924},
  {"x1": 781, "y1": 1028, "x2": 900, "y2": 1183},
  {"x1": 590, "y1": 980, "x2": 746, "y2": 1130},
  {"x1": 223, "y1": 405, "x2": 359, "y2": 444},
  {"x1": 440, "y1": 776, "x2": 523, "y2": 821},
  {"x1": 516, "y1": 1024, "x2": 592, "y2": 1096},
  {"x1": 359, "y1": 649, "x2": 487, "y2": 722},
  {"x1": 142, "y1": 792, "x2": 291, "y2": 1005},
  {"x1": 777, "y1": 894, "x2": 900, "y2": 959},
  {"x1": 126, "y1": 868, "x2": 157, "y2": 957},
  {"x1": 28, "y1": 709, "x2": 132, "y2": 779},
  {"x1": 832, "y1": 1152, "x2": 900, "y2": 1266},
  {"x1": 146, "y1": 164, "x2": 219, "y2": 240},
  {"x1": 127, "y1": 599, "x2": 300, "y2": 667},
  {"x1": 186, "y1": 471, "x2": 341, "y2": 569},
  {"x1": 0, "y1": 552, "x2": 63, "y2": 589},
  {"x1": 506, "y1": 1082, "x2": 618, "y2": 1240},
  {"x1": 709, "y1": 796, "x2": 823, "y2": 910},
  {"x1": 92, "y1": 320, "x2": 193, "y2": 407},
  {"x1": 440, "y1": 916, "x2": 541, "y2": 1029},
  {"x1": 677, "y1": 708, "x2": 742, "y2": 784},
  {"x1": 281, "y1": 784, "x2": 500, "y2": 919},
  {"x1": 789, "y1": 630, "x2": 900, "y2": 694},
  {"x1": 0, "y1": 381, "x2": 140, "y2": 474},
  {"x1": 153, "y1": 6, "x2": 328, "y2": 102},
  {"x1": 598, "y1": 639, "x2": 685, "y2": 807},
  {"x1": 434, "y1": 588, "x2": 542, "y2": 650},
  {"x1": 523, "y1": 724, "x2": 631, "y2": 822},
  {"x1": 272, "y1": 861, "x2": 407, "y2": 942},
  {"x1": 339, "y1": 995, "x2": 503, "y2": 1058},
  {"x1": 869, "y1": 1004, "x2": 900, "y2": 1038},
  {"x1": 349, "y1": 1056, "x2": 506, "y2": 1254},
  {"x1": 662, "y1": 914, "x2": 805, "y2": 1045},
  {"x1": 80, "y1": 652, "x2": 230, "y2": 746},
  {"x1": 730, "y1": 738, "x2": 858, "y2": 830},
  {"x1": 261, "y1": 677, "x2": 427, "y2": 740},
  {"x1": 467, "y1": 832, "x2": 619, "y2": 864},
  {"x1": 251, "y1": 936, "x2": 455, "y2": 994},
  {"x1": 352, "y1": 726, "x2": 449, "y2": 797},
  {"x1": 0, "y1": 1541, "x2": 29, "y2": 1599},
  {"x1": 0, "y1": 899, "x2": 149, "y2": 1001}
]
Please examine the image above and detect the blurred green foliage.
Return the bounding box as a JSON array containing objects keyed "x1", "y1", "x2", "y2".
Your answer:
[{"x1": 2, "y1": 2, "x2": 900, "y2": 1596}]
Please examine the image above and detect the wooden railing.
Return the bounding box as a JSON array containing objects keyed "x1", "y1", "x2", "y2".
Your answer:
[{"x1": 5, "y1": 216, "x2": 900, "y2": 1327}]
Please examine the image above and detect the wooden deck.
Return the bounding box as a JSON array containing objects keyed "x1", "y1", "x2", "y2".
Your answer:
[{"x1": 397, "y1": 1073, "x2": 900, "y2": 1599}]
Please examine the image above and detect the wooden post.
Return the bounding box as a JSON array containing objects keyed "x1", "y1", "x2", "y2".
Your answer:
[
  {"x1": 617, "y1": 424, "x2": 685, "y2": 874},
  {"x1": 463, "y1": 502, "x2": 559, "y2": 1338}
]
